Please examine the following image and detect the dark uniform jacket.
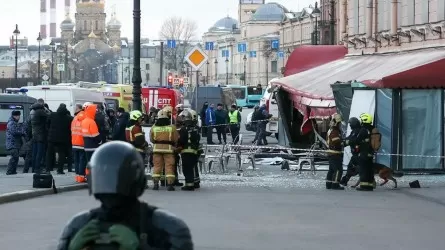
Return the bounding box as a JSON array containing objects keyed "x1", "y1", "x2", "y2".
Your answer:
[
  {"x1": 30, "y1": 103, "x2": 49, "y2": 142},
  {"x1": 177, "y1": 125, "x2": 200, "y2": 154},
  {"x1": 345, "y1": 124, "x2": 374, "y2": 158},
  {"x1": 327, "y1": 126, "x2": 342, "y2": 155},
  {"x1": 56, "y1": 203, "x2": 193, "y2": 250}
]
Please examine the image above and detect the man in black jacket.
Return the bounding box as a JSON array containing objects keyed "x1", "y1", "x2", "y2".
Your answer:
[
  {"x1": 30, "y1": 99, "x2": 49, "y2": 173},
  {"x1": 214, "y1": 103, "x2": 228, "y2": 144},
  {"x1": 46, "y1": 103, "x2": 72, "y2": 174},
  {"x1": 112, "y1": 107, "x2": 129, "y2": 141},
  {"x1": 95, "y1": 104, "x2": 110, "y2": 143}
]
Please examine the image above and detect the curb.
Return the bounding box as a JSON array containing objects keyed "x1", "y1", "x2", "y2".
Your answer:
[{"x1": 0, "y1": 183, "x2": 88, "y2": 205}]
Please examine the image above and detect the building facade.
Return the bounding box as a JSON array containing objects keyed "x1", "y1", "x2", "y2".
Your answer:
[
  {"x1": 202, "y1": 1, "x2": 322, "y2": 87},
  {"x1": 343, "y1": 0, "x2": 445, "y2": 55}
]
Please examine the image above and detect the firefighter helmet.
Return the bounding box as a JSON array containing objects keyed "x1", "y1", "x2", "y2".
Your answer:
[
  {"x1": 330, "y1": 113, "x2": 342, "y2": 127},
  {"x1": 130, "y1": 110, "x2": 143, "y2": 121},
  {"x1": 188, "y1": 109, "x2": 198, "y2": 121},
  {"x1": 359, "y1": 113, "x2": 373, "y2": 124},
  {"x1": 157, "y1": 110, "x2": 169, "y2": 119},
  {"x1": 179, "y1": 110, "x2": 192, "y2": 121},
  {"x1": 87, "y1": 141, "x2": 146, "y2": 197}
]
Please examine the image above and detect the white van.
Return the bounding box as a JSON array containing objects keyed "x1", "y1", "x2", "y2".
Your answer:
[
  {"x1": 245, "y1": 78, "x2": 280, "y2": 139},
  {"x1": 20, "y1": 85, "x2": 106, "y2": 115}
]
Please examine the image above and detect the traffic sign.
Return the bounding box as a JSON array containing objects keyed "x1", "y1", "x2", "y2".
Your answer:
[
  {"x1": 57, "y1": 64, "x2": 65, "y2": 72},
  {"x1": 173, "y1": 78, "x2": 180, "y2": 85},
  {"x1": 167, "y1": 39, "x2": 176, "y2": 49},
  {"x1": 237, "y1": 43, "x2": 247, "y2": 53},
  {"x1": 205, "y1": 42, "x2": 214, "y2": 50},
  {"x1": 278, "y1": 51, "x2": 284, "y2": 58},
  {"x1": 183, "y1": 77, "x2": 189, "y2": 85},
  {"x1": 42, "y1": 74, "x2": 49, "y2": 81},
  {"x1": 271, "y1": 39, "x2": 279, "y2": 49},
  {"x1": 41, "y1": 81, "x2": 49, "y2": 85},
  {"x1": 185, "y1": 46, "x2": 208, "y2": 70}
]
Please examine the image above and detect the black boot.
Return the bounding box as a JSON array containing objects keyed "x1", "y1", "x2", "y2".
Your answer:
[
  {"x1": 167, "y1": 185, "x2": 175, "y2": 191},
  {"x1": 339, "y1": 177, "x2": 348, "y2": 186},
  {"x1": 181, "y1": 185, "x2": 195, "y2": 191},
  {"x1": 160, "y1": 180, "x2": 166, "y2": 187},
  {"x1": 174, "y1": 181, "x2": 184, "y2": 187},
  {"x1": 194, "y1": 182, "x2": 200, "y2": 189},
  {"x1": 356, "y1": 186, "x2": 373, "y2": 191},
  {"x1": 326, "y1": 182, "x2": 332, "y2": 189},
  {"x1": 152, "y1": 183, "x2": 159, "y2": 190},
  {"x1": 331, "y1": 183, "x2": 345, "y2": 190}
]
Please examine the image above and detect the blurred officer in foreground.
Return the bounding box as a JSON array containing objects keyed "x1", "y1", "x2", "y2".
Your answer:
[
  {"x1": 56, "y1": 141, "x2": 193, "y2": 250},
  {"x1": 177, "y1": 110, "x2": 201, "y2": 191},
  {"x1": 325, "y1": 113, "x2": 344, "y2": 190},
  {"x1": 150, "y1": 110, "x2": 179, "y2": 191}
]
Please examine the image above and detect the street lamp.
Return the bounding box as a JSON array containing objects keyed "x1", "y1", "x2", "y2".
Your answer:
[
  {"x1": 243, "y1": 54, "x2": 247, "y2": 85},
  {"x1": 13, "y1": 24, "x2": 20, "y2": 82},
  {"x1": 206, "y1": 61, "x2": 209, "y2": 86},
  {"x1": 225, "y1": 57, "x2": 229, "y2": 85},
  {"x1": 312, "y1": 2, "x2": 321, "y2": 45},
  {"x1": 214, "y1": 59, "x2": 218, "y2": 82},
  {"x1": 131, "y1": 0, "x2": 143, "y2": 111},
  {"x1": 49, "y1": 40, "x2": 55, "y2": 85},
  {"x1": 37, "y1": 32, "x2": 42, "y2": 85}
]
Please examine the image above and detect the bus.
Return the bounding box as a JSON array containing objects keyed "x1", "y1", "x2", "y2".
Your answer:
[{"x1": 224, "y1": 85, "x2": 264, "y2": 108}]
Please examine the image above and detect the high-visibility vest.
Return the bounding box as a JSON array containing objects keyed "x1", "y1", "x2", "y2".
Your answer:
[
  {"x1": 228, "y1": 110, "x2": 239, "y2": 123},
  {"x1": 151, "y1": 125, "x2": 175, "y2": 153},
  {"x1": 71, "y1": 112, "x2": 85, "y2": 149}
]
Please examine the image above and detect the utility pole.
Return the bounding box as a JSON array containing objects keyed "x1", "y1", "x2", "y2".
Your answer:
[
  {"x1": 132, "y1": 0, "x2": 142, "y2": 111},
  {"x1": 160, "y1": 41, "x2": 164, "y2": 87},
  {"x1": 330, "y1": 0, "x2": 336, "y2": 45}
]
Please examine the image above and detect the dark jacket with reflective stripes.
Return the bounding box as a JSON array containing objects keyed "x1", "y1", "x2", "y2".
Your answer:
[{"x1": 177, "y1": 125, "x2": 200, "y2": 154}]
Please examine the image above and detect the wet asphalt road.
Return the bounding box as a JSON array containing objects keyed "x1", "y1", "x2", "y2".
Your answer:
[{"x1": 1, "y1": 184, "x2": 445, "y2": 250}]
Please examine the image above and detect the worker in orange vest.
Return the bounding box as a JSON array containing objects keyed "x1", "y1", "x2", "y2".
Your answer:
[
  {"x1": 81, "y1": 104, "x2": 102, "y2": 165},
  {"x1": 71, "y1": 103, "x2": 89, "y2": 183}
]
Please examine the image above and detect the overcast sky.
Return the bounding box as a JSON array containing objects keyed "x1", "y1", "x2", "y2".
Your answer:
[{"x1": 0, "y1": 0, "x2": 316, "y2": 45}]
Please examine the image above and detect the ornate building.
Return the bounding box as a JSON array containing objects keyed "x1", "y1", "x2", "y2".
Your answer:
[{"x1": 58, "y1": 0, "x2": 121, "y2": 82}]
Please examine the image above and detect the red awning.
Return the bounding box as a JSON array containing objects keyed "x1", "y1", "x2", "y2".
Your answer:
[
  {"x1": 284, "y1": 45, "x2": 347, "y2": 77},
  {"x1": 273, "y1": 48, "x2": 445, "y2": 118}
]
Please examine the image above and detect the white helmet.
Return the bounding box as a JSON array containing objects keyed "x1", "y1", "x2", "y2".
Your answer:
[
  {"x1": 82, "y1": 102, "x2": 92, "y2": 109},
  {"x1": 175, "y1": 104, "x2": 184, "y2": 110}
]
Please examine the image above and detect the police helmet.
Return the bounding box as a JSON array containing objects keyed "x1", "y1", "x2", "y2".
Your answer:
[
  {"x1": 87, "y1": 141, "x2": 146, "y2": 198},
  {"x1": 179, "y1": 110, "x2": 192, "y2": 121},
  {"x1": 157, "y1": 110, "x2": 169, "y2": 119},
  {"x1": 130, "y1": 110, "x2": 143, "y2": 121},
  {"x1": 359, "y1": 113, "x2": 373, "y2": 124},
  {"x1": 348, "y1": 117, "x2": 361, "y2": 129}
]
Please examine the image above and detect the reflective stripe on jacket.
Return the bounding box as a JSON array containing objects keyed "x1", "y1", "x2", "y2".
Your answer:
[
  {"x1": 71, "y1": 111, "x2": 85, "y2": 149},
  {"x1": 150, "y1": 125, "x2": 178, "y2": 154},
  {"x1": 81, "y1": 105, "x2": 101, "y2": 151}
]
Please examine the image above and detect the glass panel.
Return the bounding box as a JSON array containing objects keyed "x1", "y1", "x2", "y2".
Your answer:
[
  {"x1": 375, "y1": 89, "x2": 392, "y2": 167},
  {"x1": 231, "y1": 88, "x2": 246, "y2": 99},
  {"x1": 402, "y1": 90, "x2": 442, "y2": 169},
  {"x1": 247, "y1": 86, "x2": 262, "y2": 95}
]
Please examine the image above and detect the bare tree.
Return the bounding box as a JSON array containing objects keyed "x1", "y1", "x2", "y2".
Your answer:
[{"x1": 159, "y1": 17, "x2": 198, "y2": 71}]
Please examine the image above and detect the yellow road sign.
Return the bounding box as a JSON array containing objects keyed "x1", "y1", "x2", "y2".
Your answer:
[{"x1": 185, "y1": 46, "x2": 208, "y2": 70}]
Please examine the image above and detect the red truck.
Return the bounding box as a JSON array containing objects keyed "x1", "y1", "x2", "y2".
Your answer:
[{"x1": 141, "y1": 87, "x2": 183, "y2": 114}]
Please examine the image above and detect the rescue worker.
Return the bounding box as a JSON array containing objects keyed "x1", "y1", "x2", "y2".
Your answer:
[
  {"x1": 81, "y1": 104, "x2": 102, "y2": 163},
  {"x1": 56, "y1": 141, "x2": 193, "y2": 250},
  {"x1": 177, "y1": 110, "x2": 201, "y2": 191},
  {"x1": 228, "y1": 104, "x2": 242, "y2": 144},
  {"x1": 189, "y1": 108, "x2": 202, "y2": 188},
  {"x1": 72, "y1": 103, "x2": 87, "y2": 183},
  {"x1": 340, "y1": 117, "x2": 361, "y2": 186},
  {"x1": 343, "y1": 113, "x2": 375, "y2": 191},
  {"x1": 150, "y1": 109, "x2": 179, "y2": 191},
  {"x1": 125, "y1": 110, "x2": 148, "y2": 161},
  {"x1": 326, "y1": 113, "x2": 344, "y2": 190},
  {"x1": 162, "y1": 105, "x2": 183, "y2": 187}
]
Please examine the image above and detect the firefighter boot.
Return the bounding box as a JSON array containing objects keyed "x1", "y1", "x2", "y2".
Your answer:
[
  {"x1": 153, "y1": 181, "x2": 159, "y2": 190},
  {"x1": 181, "y1": 185, "x2": 195, "y2": 191},
  {"x1": 167, "y1": 185, "x2": 175, "y2": 191},
  {"x1": 194, "y1": 182, "x2": 200, "y2": 189},
  {"x1": 331, "y1": 183, "x2": 345, "y2": 190},
  {"x1": 326, "y1": 182, "x2": 332, "y2": 189}
]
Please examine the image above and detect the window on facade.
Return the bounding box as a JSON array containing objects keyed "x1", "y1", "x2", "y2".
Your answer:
[
  {"x1": 145, "y1": 73, "x2": 150, "y2": 81},
  {"x1": 95, "y1": 20, "x2": 98, "y2": 30},
  {"x1": 145, "y1": 64, "x2": 150, "y2": 70},
  {"x1": 271, "y1": 61, "x2": 278, "y2": 73},
  {"x1": 84, "y1": 20, "x2": 87, "y2": 30},
  {"x1": 402, "y1": 89, "x2": 442, "y2": 170}
]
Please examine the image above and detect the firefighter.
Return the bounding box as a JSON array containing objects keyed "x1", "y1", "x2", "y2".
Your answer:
[
  {"x1": 150, "y1": 109, "x2": 179, "y2": 191},
  {"x1": 177, "y1": 110, "x2": 200, "y2": 191},
  {"x1": 326, "y1": 113, "x2": 344, "y2": 190},
  {"x1": 125, "y1": 110, "x2": 148, "y2": 161},
  {"x1": 344, "y1": 113, "x2": 375, "y2": 191},
  {"x1": 340, "y1": 117, "x2": 361, "y2": 186},
  {"x1": 162, "y1": 105, "x2": 183, "y2": 187},
  {"x1": 189, "y1": 109, "x2": 202, "y2": 188}
]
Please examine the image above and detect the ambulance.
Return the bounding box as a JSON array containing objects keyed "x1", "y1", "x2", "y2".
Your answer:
[
  {"x1": 100, "y1": 84, "x2": 133, "y2": 111},
  {"x1": 141, "y1": 87, "x2": 183, "y2": 114}
]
